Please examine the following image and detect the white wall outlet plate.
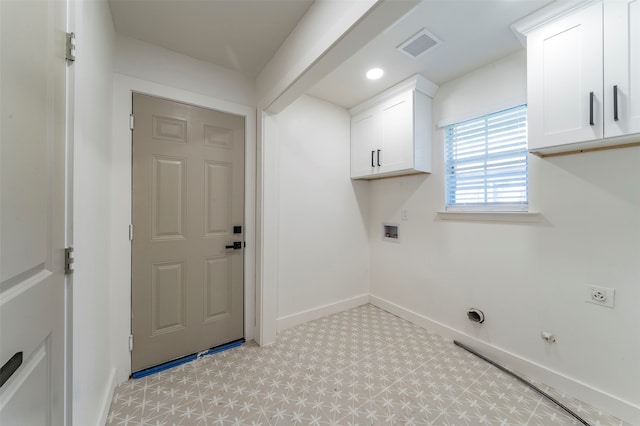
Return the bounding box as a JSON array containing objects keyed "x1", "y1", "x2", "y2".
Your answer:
[{"x1": 585, "y1": 285, "x2": 615, "y2": 308}]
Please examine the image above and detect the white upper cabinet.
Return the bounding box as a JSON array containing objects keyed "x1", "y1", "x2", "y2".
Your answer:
[
  {"x1": 527, "y1": 2, "x2": 603, "y2": 151},
  {"x1": 524, "y1": 0, "x2": 640, "y2": 155},
  {"x1": 350, "y1": 75, "x2": 437, "y2": 179}
]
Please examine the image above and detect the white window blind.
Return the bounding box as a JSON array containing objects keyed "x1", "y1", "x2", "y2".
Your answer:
[{"x1": 444, "y1": 105, "x2": 528, "y2": 211}]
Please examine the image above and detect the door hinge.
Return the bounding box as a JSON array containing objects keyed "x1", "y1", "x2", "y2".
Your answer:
[
  {"x1": 64, "y1": 247, "x2": 74, "y2": 275},
  {"x1": 129, "y1": 334, "x2": 134, "y2": 352},
  {"x1": 129, "y1": 114, "x2": 134, "y2": 131},
  {"x1": 66, "y1": 32, "x2": 76, "y2": 62},
  {"x1": 129, "y1": 224, "x2": 134, "y2": 241}
]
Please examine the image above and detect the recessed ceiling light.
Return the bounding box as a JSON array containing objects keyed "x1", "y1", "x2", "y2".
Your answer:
[{"x1": 366, "y1": 68, "x2": 384, "y2": 80}]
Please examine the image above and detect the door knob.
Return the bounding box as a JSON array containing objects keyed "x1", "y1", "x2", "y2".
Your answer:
[{"x1": 225, "y1": 242, "x2": 242, "y2": 250}]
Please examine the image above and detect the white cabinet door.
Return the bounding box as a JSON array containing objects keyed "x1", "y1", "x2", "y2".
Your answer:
[
  {"x1": 604, "y1": 0, "x2": 640, "y2": 138},
  {"x1": 527, "y1": 2, "x2": 603, "y2": 151},
  {"x1": 379, "y1": 91, "x2": 414, "y2": 174},
  {"x1": 350, "y1": 112, "x2": 377, "y2": 178}
]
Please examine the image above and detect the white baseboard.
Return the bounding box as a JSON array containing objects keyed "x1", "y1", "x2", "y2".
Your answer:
[
  {"x1": 96, "y1": 367, "x2": 117, "y2": 426},
  {"x1": 369, "y1": 294, "x2": 640, "y2": 425},
  {"x1": 276, "y1": 294, "x2": 370, "y2": 332}
]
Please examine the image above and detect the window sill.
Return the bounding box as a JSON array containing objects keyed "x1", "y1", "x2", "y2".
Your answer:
[{"x1": 437, "y1": 211, "x2": 542, "y2": 223}]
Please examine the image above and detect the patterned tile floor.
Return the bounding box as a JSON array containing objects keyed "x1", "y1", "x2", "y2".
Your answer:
[{"x1": 106, "y1": 304, "x2": 628, "y2": 425}]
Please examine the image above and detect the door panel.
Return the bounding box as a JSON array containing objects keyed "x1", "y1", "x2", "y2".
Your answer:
[
  {"x1": 152, "y1": 156, "x2": 186, "y2": 240},
  {"x1": 204, "y1": 257, "x2": 232, "y2": 321},
  {"x1": 205, "y1": 161, "x2": 232, "y2": 236},
  {"x1": 0, "y1": 342, "x2": 49, "y2": 426},
  {"x1": 152, "y1": 116, "x2": 187, "y2": 143},
  {"x1": 205, "y1": 125, "x2": 234, "y2": 149},
  {"x1": 0, "y1": 0, "x2": 67, "y2": 424},
  {"x1": 132, "y1": 94, "x2": 245, "y2": 372},
  {"x1": 151, "y1": 261, "x2": 186, "y2": 335}
]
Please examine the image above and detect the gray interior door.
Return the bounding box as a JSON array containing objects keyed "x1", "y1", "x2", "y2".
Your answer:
[
  {"x1": 0, "y1": 0, "x2": 67, "y2": 424},
  {"x1": 131, "y1": 93, "x2": 245, "y2": 372}
]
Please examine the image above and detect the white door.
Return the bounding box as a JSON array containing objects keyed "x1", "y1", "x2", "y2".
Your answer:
[
  {"x1": 0, "y1": 0, "x2": 67, "y2": 425},
  {"x1": 131, "y1": 94, "x2": 245, "y2": 372},
  {"x1": 604, "y1": 0, "x2": 640, "y2": 138},
  {"x1": 527, "y1": 2, "x2": 603, "y2": 150}
]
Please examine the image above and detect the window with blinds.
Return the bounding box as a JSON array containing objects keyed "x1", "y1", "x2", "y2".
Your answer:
[{"x1": 444, "y1": 105, "x2": 528, "y2": 211}]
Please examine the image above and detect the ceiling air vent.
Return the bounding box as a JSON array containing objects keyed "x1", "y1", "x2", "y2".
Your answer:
[{"x1": 398, "y1": 29, "x2": 441, "y2": 59}]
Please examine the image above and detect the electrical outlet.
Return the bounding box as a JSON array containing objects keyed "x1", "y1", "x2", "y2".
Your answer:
[{"x1": 585, "y1": 285, "x2": 615, "y2": 308}]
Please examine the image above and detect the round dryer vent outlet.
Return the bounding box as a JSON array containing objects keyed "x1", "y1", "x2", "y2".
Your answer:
[{"x1": 467, "y1": 308, "x2": 485, "y2": 324}]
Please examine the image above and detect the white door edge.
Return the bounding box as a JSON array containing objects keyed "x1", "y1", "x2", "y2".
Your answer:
[{"x1": 65, "y1": 0, "x2": 75, "y2": 423}]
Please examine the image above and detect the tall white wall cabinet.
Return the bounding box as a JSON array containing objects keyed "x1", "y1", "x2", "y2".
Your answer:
[
  {"x1": 350, "y1": 75, "x2": 438, "y2": 179},
  {"x1": 521, "y1": 0, "x2": 640, "y2": 155}
]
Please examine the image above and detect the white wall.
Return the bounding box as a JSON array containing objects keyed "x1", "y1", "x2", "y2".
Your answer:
[
  {"x1": 367, "y1": 50, "x2": 640, "y2": 421},
  {"x1": 114, "y1": 34, "x2": 256, "y2": 107},
  {"x1": 71, "y1": 1, "x2": 117, "y2": 425},
  {"x1": 274, "y1": 96, "x2": 370, "y2": 329},
  {"x1": 110, "y1": 41, "x2": 257, "y2": 384},
  {"x1": 254, "y1": 0, "x2": 417, "y2": 343}
]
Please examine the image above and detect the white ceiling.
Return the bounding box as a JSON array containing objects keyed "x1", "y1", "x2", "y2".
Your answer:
[
  {"x1": 108, "y1": 0, "x2": 314, "y2": 77},
  {"x1": 307, "y1": 0, "x2": 555, "y2": 108},
  {"x1": 108, "y1": 0, "x2": 554, "y2": 108}
]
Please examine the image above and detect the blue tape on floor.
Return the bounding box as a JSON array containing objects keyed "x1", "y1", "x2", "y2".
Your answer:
[
  {"x1": 198, "y1": 338, "x2": 244, "y2": 358},
  {"x1": 131, "y1": 338, "x2": 245, "y2": 379}
]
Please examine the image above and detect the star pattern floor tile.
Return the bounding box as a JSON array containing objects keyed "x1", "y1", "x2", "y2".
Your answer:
[{"x1": 105, "y1": 304, "x2": 630, "y2": 425}]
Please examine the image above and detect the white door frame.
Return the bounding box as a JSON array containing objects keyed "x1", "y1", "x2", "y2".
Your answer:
[{"x1": 111, "y1": 74, "x2": 256, "y2": 383}]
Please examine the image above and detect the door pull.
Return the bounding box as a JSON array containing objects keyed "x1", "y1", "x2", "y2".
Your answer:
[
  {"x1": 1, "y1": 352, "x2": 23, "y2": 389},
  {"x1": 613, "y1": 85, "x2": 619, "y2": 121},
  {"x1": 225, "y1": 242, "x2": 242, "y2": 250},
  {"x1": 589, "y1": 91, "x2": 595, "y2": 126}
]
